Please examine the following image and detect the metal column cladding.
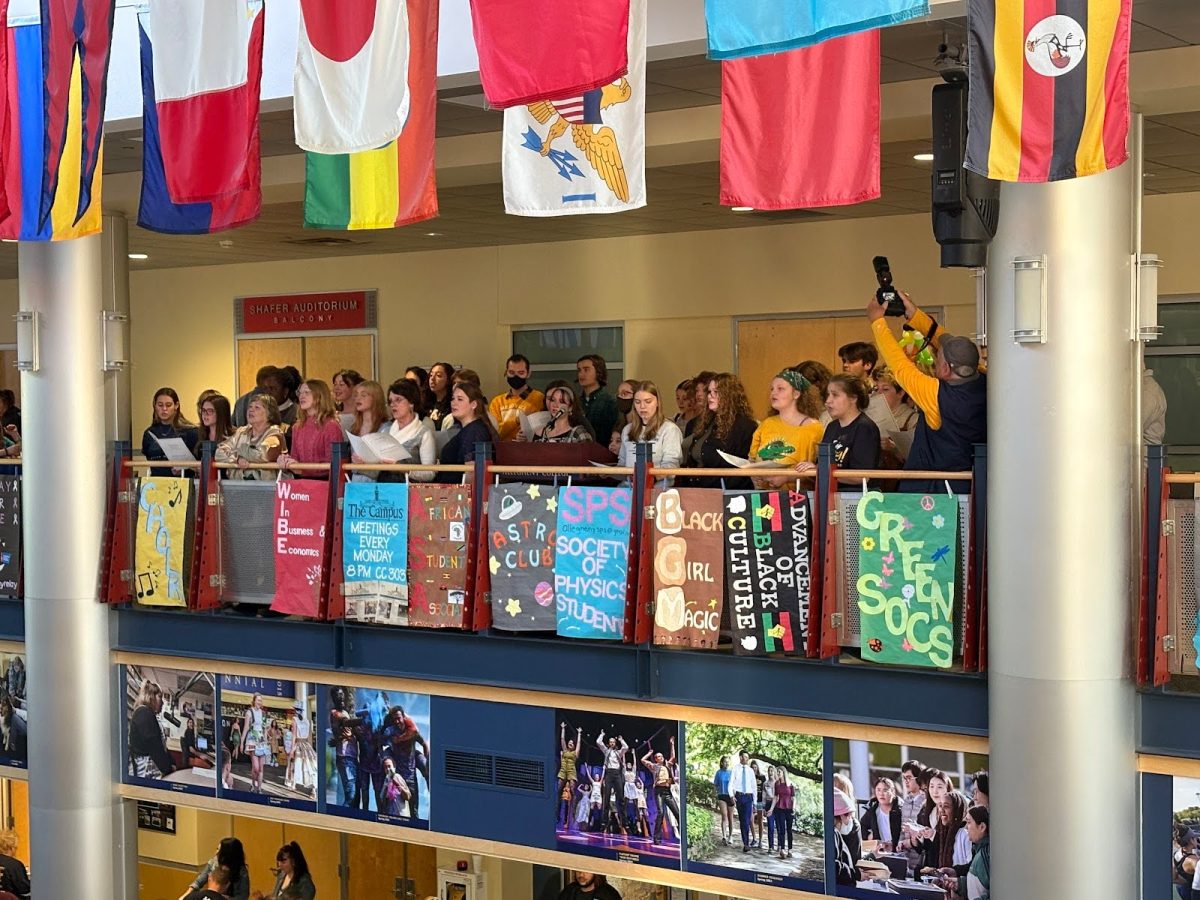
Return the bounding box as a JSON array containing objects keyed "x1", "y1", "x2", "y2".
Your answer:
[{"x1": 985, "y1": 163, "x2": 1137, "y2": 899}]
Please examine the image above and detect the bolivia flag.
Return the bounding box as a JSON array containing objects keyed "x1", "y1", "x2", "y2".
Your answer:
[
  {"x1": 303, "y1": 0, "x2": 437, "y2": 230},
  {"x1": 966, "y1": 0, "x2": 1132, "y2": 182}
]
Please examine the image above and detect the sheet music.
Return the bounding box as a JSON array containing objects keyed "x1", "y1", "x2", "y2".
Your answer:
[{"x1": 151, "y1": 435, "x2": 196, "y2": 462}]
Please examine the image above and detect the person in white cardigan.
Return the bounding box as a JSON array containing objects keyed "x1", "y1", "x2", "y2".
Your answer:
[
  {"x1": 381, "y1": 379, "x2": 436, "y2": 482},
  {"x1": 617, "y1": 381, "x2": 683, "y2": 485}
]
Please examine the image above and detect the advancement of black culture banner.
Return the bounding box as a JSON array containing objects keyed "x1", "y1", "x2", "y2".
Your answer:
[
  {"x1": 488, "y1": 482, "x2": 557, "y2": 631},
  {"x1": 652, "y1": 488, "x2": 724, "y2": 649},
  {"x1": 723, "y1": 490, "x2": 811, "y2": 656}
]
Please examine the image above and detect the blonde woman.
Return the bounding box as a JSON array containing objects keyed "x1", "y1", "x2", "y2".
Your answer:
[
  {"x1": 215, "y1": 394, "x2": 285, "y2": 480},
  {"x1": 279, "y1": 379, "x2": 344, "y2": 474},
  {"x1": 0, "y1": 828, "x2": 31, "y2": 897},
  {"x1": 348, "y1": 380, "x2": 390, "y2": 483},
  {"x1": 128, "y1": 678, "x2": 174, "y2": 779},
  {"x1": 750, "y1": 369, "x2": 825, "y2": 469},
  {"x1": 241, "y1": 693, "x2": 269, "y2": 794},
  {"x1": 617, "y1": 381, "x2": 682, "y2": 482}
]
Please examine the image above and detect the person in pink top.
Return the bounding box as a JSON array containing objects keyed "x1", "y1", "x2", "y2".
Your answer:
[
  {"x1": 766, "y1": 767, "x2": 796, "y2": 859},
  {"x1": 279, "y1": 380, "x2": 345, "y2": 477}
]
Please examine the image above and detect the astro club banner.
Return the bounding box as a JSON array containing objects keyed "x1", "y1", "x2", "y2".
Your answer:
[
  {"x1": 342, "y1": 483, "x2": 409, "y2": 627},
  {"x1": 135, "y1": 476, "x2": 192, "y2": 608},
  {"x1": 651, "y1": 488, "x2": 724, "y2": 649},
  {"x1": 723, "y1": 490, "x2": 811, "y2": 656},
  {"x1": 270, "y1": 479, "x2": 329, "y2": 617},
  {"x1": 408, "y1": 484, "x2": 470, "y2": 629},
  {"x1": 855, "y1": 491, "x2": 959, "y2": 668},
  {"x1": 554, "y1": 486, "x2": 632, "y2": 640},
  {"x1": 488, "y1": 483, "x2": 557, "y2": 631}
]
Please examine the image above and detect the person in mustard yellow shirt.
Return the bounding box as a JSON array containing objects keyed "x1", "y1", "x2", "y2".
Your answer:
[
  {"x1": 867, "y1": 292, "x2": 986, "y2": 493},
  {"x1": 488, "y1": 354, "x2": 545, "y2": 441},
  {"x1": 749, "y1": 370, "x2": 824, "y2": 487}
]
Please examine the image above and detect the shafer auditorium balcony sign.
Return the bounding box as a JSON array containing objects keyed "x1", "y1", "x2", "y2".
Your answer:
[{"x1": 235, "y1": 290, "x2": 378, "y2": 334}]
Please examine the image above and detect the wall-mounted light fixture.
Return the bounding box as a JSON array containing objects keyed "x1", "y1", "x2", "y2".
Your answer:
[
  {"x1": 971, "y1": 267, "x2": 987, "y2": 348},
  {"x1": 14, "y1": 311, "x2": 38, "y2": 372},
  {"x1": 102, "y1": 311, "x2": 129, "y2": 371},
  {"x1": 1137, "y1": 253, "x2": 1163, "y2": 342},
  {"x1": 1011, "y1": 255, "x2": 1047, "y2": 344}
]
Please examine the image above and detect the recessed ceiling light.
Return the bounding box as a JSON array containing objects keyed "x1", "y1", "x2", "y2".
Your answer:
[
  {"x1": 425, "y1": 232, "x2": 441, "y2": 237},
  {"x1": 913, "y1": 152, "x2": 934, "y2": 162},
  {"x1": 731, "y1": 206, "x2": 755, "y2": 212},
  {"x1": 128, "y1": 253, "x2": 149, "y2": 260}
]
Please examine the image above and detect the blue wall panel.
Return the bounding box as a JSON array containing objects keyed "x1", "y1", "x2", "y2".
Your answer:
[{"x1": 1143, "y1": 772, "x2": 1173, "y2": 900}]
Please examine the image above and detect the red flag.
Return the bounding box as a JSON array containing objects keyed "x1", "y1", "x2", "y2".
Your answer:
[
  {"x1": 720, "y1": 31, "x2": 881, "y2": 210},
  {"x1": 468, "y1": 0, "x2": 629, "y2": 108}
]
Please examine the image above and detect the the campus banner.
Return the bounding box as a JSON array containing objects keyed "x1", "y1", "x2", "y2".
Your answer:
[
  {"x1": 651, "y1": 488, "x2": 725, "y2": 649},
  {"x1": 0, "y1": 476, "x2": 22, "y2": 596},
  {"x1": 124, "y1": 665, "x2": 217, "y2": 797},
  {"x1": 555, "y1": 709, "x2": 681, "y2": 869},
  {"x1": 0, "y1": 653, "x2": 26, "y2": 768},
  {"x1": 342, "y1": 482, "x2": 409, "y2": 627},
  {"x1": 407, "y1": 484, "x2": 470, "y2": 629},
  {"x1": 270, "y1": 479, "x2": 329, "y2": 618},
  {"x1": 554, "y1": 486, "x2": 632, "y2": 640},
  {"x1": 325, "y1": 685, "x2": 431, "y2": 829},
  {"x1": 135, "y1": 476, "x2": 192, "y2": 608},
  {"x1": 723, "y1": 490, "x2": 811, "y2": 656},
  {"x1": 855, "y1": 491, "x2": 958, "y2": 668},
  {"x1": 488, "y1": 483, "x2": 558, "y2": 632},
  {"x1": 217, "y1": 675, "x2": 317, "y2": 810}
]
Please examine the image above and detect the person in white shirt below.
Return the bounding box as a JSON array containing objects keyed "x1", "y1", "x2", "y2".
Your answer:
[
  {"x1": 596, "y1": 731, "x2": 629, "y2": 833},
  {"x1": 729, "y1": 751, "x2": 757, "y2": 852},
  {"x1": 898, "y1": 759, "x2": 927, "y2": 826}
]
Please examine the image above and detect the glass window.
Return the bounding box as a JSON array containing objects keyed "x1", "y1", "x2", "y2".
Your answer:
[
  {"x1": 512, "y1": 325, "x2": 624, "y2": 390},
  {"x1": 1147, "y1": 298, "x2": 1200, "y2": 466}
]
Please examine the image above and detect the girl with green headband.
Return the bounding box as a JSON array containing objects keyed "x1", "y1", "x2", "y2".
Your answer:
[{"x1": 748, "y1": 370, "x2": 824, "y2": 485}]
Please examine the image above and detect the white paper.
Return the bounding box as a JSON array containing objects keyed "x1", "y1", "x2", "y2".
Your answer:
[
  {"x1": 347, "y1": 432, "x2": 379, "y2": 464},
  {"x1": 519, "y1": 410, "x2": 552, "y2": 441},
  {"x1": 152, "y1": 434, "x2": 196, "y2": 462},
  {"x1": 362, "y1": 432, "x2": 411, "y2": 463},
  {"x1": 717, "y1": 449, "x2": 790, "y2": 470},
  {"x1": 886, "y1": 429, "x2": 916, "y2": 458}
]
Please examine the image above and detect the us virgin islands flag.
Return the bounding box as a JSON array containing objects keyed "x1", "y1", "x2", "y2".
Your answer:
[{"x1": 501, "y1": 0, "x2": 645, "y2": 217}]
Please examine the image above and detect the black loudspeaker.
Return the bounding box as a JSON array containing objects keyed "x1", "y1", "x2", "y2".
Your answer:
[{"x1": 931, "y1": 80, "x2": 1000, "y2": 268}]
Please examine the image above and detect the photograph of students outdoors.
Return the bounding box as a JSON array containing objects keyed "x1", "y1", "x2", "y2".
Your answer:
[
  {"x1": 0, "y1": 654, "x2": 25, "y2": 767},
  {"x1": 324, "y1": 685, "x2": 431, "y2": 827},
  {"x1": 555, "y1": 710, "x2": 682, "y2": 867},
  {"x1": 124, "y1": 666, "x2": 218, "y2": 795},
  {"x1": 218, "y1": 676, "x2": 317, "y2": 807},
  {"x1": 1172, "y1": 777, "x2": 1200, "y2": 898},
  {"x1": 684, "y1": 722, "x2": 825, "y2": 888},
  {"x1": 830, "y1": 739, "x2": 989, "y2": 899}
]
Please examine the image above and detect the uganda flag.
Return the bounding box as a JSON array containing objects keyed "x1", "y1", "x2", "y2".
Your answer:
[{"x1": 965, "y1": 0, "x2": 1131, "y2": 182}]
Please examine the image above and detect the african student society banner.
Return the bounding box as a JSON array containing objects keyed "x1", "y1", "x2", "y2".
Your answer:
[
  {"x1": 554, "y1": 486, "x2": 632, "y2": 639},
  {"x1": 855, "y1": 491, "x2": 958, "y2": 668},
  {"x1": 488, "y1": 483, "x2": 558, "y2": 632},
  {"x1": 135, "y1": 476, "x2": 191, "y2": 607},
  {"x1": 652, "y1": 488, "x2": 724, "y2": 649},
  {"x1": 408, "y1": 484, "x2": 470, "y2": 629},
  {"x1": 342, "y1": 482, "x2": 409, "y2": 627},
  {"x1": 723, "y1": 490, "x2": 811, "y2": 656}
]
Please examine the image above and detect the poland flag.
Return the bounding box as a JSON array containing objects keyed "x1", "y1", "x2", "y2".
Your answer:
[{"x1": 294, "y1": 0, "x2": 411, "y2": 155}]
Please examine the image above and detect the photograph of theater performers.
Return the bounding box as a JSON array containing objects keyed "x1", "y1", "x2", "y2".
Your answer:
[
  {"x1": 218, "y1": 676, "x2": 317, "y2": 808},
  {"x1": 831, "y1": 739, "x2": 989, "y2": 898},
  {"x1": 684, "y1": 722, "x2": 824, "y2": 888},
  {"x1": 124, "y1": 666, "x2": 217, "y2": 795},
  {"x1": 555, "y1": 710, "x2": 682, "y2": 867},
  {"x1": 1173, "y1": 777, "x2": 1200, "y2": 899},
  {"x1": 324, "y1": 686, "x2": 431, "y2": 827},
  {"x1": 0, "y1": 654, "x2": 26, "y2": 767}
]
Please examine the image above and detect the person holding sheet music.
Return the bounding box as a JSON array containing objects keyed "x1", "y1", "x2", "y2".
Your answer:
[
  {"x1": 617, "y1": 382, "x2": 682, "y2": 479},
  {"x1": 381, "y1": 379, "x2": 436, "y2": 482},
  {"x1": 215, "y1": 395, "x2": 285, "y2": 481},
  {"x1": 489, "y1": 354, "x2": 545, "y2": 442},
  {"x1": 143, "y1": 388, "x2": 199, "y2": 473},
  {"x1": 279, "y1": 380, "x2": 345, "y2": 476},
  {"x1": 347, "y1": 381, "x2": 391, "y2": 482},
  {"x1": 681, "y1": 373, "x2": 756, "y2": 490},
  {"x1": 749, "y1": 370, "x2": 823, "y2": 470}
]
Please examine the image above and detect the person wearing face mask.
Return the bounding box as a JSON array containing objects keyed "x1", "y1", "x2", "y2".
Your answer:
[
  {"x1": 608, "y1": 379, "x2": 637, "y2": 454},
  {"x1": 489, "y1": 354, "x2": 545, "y2": 441},
  {"x1": 832, "y1": 789, "x2": 861, "y2": 886}
]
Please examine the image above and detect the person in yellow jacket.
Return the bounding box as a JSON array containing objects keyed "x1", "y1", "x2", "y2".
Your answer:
[{"x1": 488, "y1": 354, "x2": 545, "y2": 441}]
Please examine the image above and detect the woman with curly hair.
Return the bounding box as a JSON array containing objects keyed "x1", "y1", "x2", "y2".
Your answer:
[
  {"x1": 682, "y1": 372, "x2": 756, "y2": 489},
  {"x1": 749, "y1": 370, "x2": 824, "y2": 485}
]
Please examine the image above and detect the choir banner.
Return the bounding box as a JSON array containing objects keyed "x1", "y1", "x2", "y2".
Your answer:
[
  {"x1": 855, "y1": 491, "x2": 958, "y2": 669},
  {"x1": 135, "y1": 476, "x2": 192, "y2": 608},
  {"x1": 408, "y1": 484, "x2": 470, "y2": 629},
  {"x1": 652, "y1": 488, "x2": 725, "y2": 649},
  {"x1": 0, "y1": 477, "x2": 21, "y2": 596},
  {"x1": 326, "y1": 685, "x2": 431, "y2": 829},
  {"x1": 342, "y1": 483, "x2": 409, "y2": 627},
  {"x1": 555, "y1": 709, "x2": 681, "y2": 869},
  {"x1": 218, "y1": 675, "x2": 317, "y2": 810},
  {"x1": 0, "y1": 654, "x2": 26, "y2": 767},
  {"x1": 124, "y1": 665, "x2": 217, "y2": 797},
  {"x1": 723, "y1": 490, "x2": 811, "y2": 656},
  {"x1": 555, "y1": 486, "x2": 632, "y2": 640},
  {"x1": 271, "y1": 479, "x2": 329, "y2": 618},
  {"x1": 488, "y1": 483, "x2": 558, "y2": 632}
]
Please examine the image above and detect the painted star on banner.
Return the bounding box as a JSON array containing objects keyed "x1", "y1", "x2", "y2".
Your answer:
[
  {"x1": 526, "y1": 484, "x2": 541, "y2": 499},
  {"x1": 505, "y1": 598, "x2": 522, "y2": 617}
]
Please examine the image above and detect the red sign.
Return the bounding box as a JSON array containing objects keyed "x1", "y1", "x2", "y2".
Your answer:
[
  {"x1": 239, "y1": 291, "x2": 371, "y2": 333},
  {"x1": 271, "y1": 479, "x2": 330, "y2": 617}
]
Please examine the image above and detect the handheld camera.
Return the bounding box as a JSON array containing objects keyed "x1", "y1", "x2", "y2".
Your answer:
[{"x1": 873, "y1": 256, "x2": 906, "y2": 317}]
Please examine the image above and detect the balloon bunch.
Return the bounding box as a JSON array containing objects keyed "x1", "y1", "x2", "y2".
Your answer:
[{"x1": 899, "y1": 328, "x2": 936, "y2": 369}]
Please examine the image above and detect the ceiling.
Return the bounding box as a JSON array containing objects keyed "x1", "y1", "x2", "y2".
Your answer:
[{"x1": 6, "y1": 0, "x2": 1200, "y2": 278}]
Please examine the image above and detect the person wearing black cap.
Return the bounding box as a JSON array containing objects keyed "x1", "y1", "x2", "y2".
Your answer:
[{"x1": 867, "y1": 292, "x2": 986, "y2": 494}]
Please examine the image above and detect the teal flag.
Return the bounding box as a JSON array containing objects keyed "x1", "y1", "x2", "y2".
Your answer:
[{"x1": 855, "y1": 491, "x2": 958, "y2": 668}]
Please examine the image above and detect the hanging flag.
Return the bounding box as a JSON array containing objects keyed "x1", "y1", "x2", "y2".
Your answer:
[
  {"x1": 0, "y1": 0, "x2": 10, "y2": 226},
  {"x1": 966, "y1": 0, "x2": 1132, "y2": 182},
  {"x1": 304, "y1": 0, "x2": 438, "y2": 230},
  {"x1": 705, "y1": 0, "x2": 927, "y2": 60},
  {"x1": 137, "y1": 3, "x2": 263, "y2": 235},
  {"x1": 147, "y1": 0, "x2": 255, "y2": 204},
  {"x1": 294, "y1": 0, "x2": 410, "y2": 155},
  {"x1": 721, "y1": 32, "x2": 880, "y2": 210},
  {"x1": 0, "y1": 13, "x2": 102, "y2": 240},
  {"x1": 39, "y1": 0, "x2": 115, "y2": 229},
  {"x1": 469, "y1": 0, "x2": 629, "y2": 108},
  {"x1": 501, "y1": 0, "x2": 645, "y2": 217}
]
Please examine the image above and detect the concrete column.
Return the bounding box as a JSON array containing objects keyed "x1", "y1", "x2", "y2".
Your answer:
[
  {"x1": 100, "y1": 213, "x2": 132, "y2": 443},
  {"x1": 19, "y1": 236, "x2": 118, "y2": 897},
  {"x1": 986, "y1": 161, "x2": 1137, "y2": 899}
]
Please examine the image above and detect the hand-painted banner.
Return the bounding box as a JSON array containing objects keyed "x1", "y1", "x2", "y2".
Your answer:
[
  {"x1": 134, "y1": 476, "x2": 191, "y2": 607},
  {"x1": 0, "y1": 477, "x2": 21, "y2": 595},
  {"x1": 270, "y1": 478, "x2": 329, "y2": 617},
  {"x1": 488, "y1": 483, "x2": 557, "y2": 631},
  {"x1": 342, "y1": 482, "x2": 409, "y2": 627},
  {"x1": 554, "y1": 486, "x2": 632, "y2": 640},
  {"x1": 408, "y1": 484, "x2": 470, "y2": 629},
  {"x1": 652, "y1": 488, "x2": 724, "y2": 649},
  {"x1": 855, "y1": 491, "x2": 958, "y2": 668},
  {"x1": 723, "y1": 490, "x2": 811, "y2": 656}
]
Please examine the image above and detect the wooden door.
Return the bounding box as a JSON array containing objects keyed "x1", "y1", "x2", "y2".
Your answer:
[
  {"x1": 347, "y1": 834, "x2": 437, "y2": 899},
  {"x1": 304, "y1": 334, "x2": 376, "y2": 387},
  {"x1": 236, "y1": 338, "x2": 303, "y2": 397},
  {"x1": 232, "y1": 814, "x2": 285, "y2": 893},
  {"x1": 284, "y1": 823, "x2": 341, "y2": 896},
  {"x1": 7, "y1": 779, "x2": 27, "y2": 864}
]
